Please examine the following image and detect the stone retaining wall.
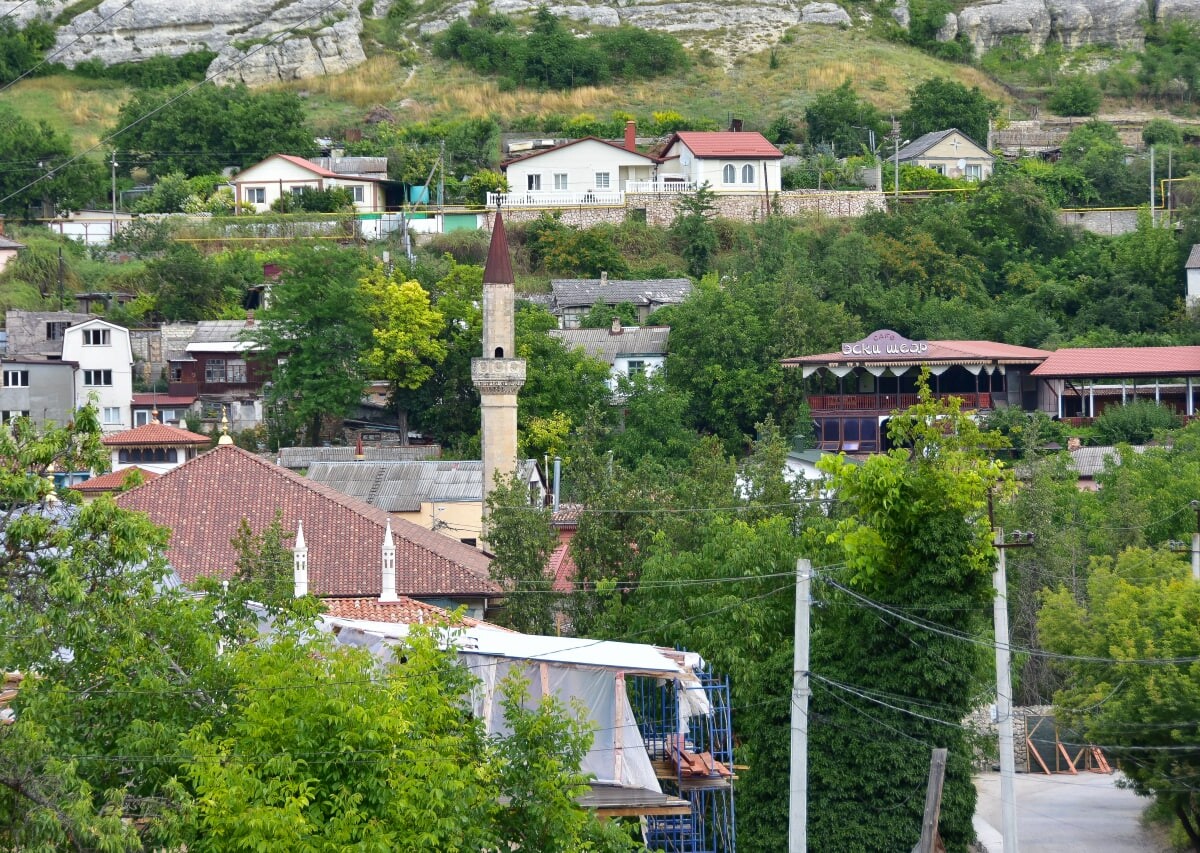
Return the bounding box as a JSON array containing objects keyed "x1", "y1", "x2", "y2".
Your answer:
[
  {"x1": 1058, "y1": 208, "x2": 1141, "y2": 236},
  {"x1": 965, "y1": 703, "x2": 1053, "y2": 771}
]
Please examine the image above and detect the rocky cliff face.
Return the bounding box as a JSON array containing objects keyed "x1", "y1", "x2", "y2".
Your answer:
[{"x1": 2, "y1": 0, "x2": 1200, "y2": 84}]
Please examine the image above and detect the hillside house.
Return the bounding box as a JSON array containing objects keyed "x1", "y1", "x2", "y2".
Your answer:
[
  {"x1": 550, "y1": 322, "x2": 669, "y2": 392},
  {"x1": 0, "y1": 233, "x2": 24, "y2": 273},
  {"x1": 896, "y1": 129, "x2": 994, "y2": 180},
  {"x1": 168, "y1": 318, "x2": 269, "y2": 430},
  {"x1": 102, "y1": 419, "x2": 211, "y2": 475},
  {"x1": 230, "y1": 154, "x2": 397, "y2": 213},
  {"x1": 4, "y1": 310, "x2": 94, "y2": 357},
  {"x1": 60, "y1": 318, "x2": 134, "y2": 433},
  {"x1": 1187, "y1": 244, "x2": 1200, "y2": 309},
  {"x1": 657, "y1": 131, "x2": 783, "y2": 193},
  {"x1": 0, "y1": 356, "x2": 76, "y2": 428},
  {"x1": 548, "y1": 275, "x2": 692, "y2": 328}
]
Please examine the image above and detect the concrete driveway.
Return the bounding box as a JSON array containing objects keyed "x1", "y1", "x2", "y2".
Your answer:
[{"x1": 973, "y1": 770, "x2": 1168, "y2": 852}]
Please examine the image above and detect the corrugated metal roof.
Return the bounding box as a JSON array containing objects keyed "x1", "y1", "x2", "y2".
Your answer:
[
  {"x1": 305, "y1": 459, "x2": 540, "y2": 511},
  {"x1": 190, "y1": 319, "x2": 259, "y2": 344},
  {"x1": 550, "y1": 278, "x2": 692, "y2": 309},
  {"x1": 1070, "y1": 444, "x2": 1147, "y2": 479},
  {"x1": 1031, "y1": 347, "x2": 1200, "y2": 378},
  {"x1": 549, "y1": 326, "x2": 669, "y2": 364},
  {"x1": 277, "y1": 445, "x2": 441, "y2": 469}
]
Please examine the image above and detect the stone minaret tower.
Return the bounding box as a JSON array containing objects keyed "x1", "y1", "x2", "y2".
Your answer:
[{"x1": 471, "y1": 210, "x2": 525, "y2": 545}]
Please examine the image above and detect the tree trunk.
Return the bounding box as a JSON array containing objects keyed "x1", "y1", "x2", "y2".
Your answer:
[
  {"x1": 307, "y1": 413, "x2": 322, "y2": 447},
  {"x1": 397, "y1": 407, "x2": 410, "y2": 446},
  {"x1": 1176, "y1": 804, "x2": 1200, "y2": 852}
]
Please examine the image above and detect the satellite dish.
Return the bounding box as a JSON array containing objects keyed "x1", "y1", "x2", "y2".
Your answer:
[{"x1": 957, "y1": 158, "x2": 967, "y2": 170}]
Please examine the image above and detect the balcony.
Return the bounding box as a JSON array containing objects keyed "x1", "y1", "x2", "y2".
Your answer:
[
  {"x1": 808, "y1": 392, "x2": 993, "y2": 413},
  {"x1": 486, "y1": 190, "x2": 624, "y2": 208},
  {"x1": 624, "y1": 180, "x2": 698, "y2": 194}
]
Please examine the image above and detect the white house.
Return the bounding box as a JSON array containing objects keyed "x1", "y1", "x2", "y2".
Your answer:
[
  {"x1": 498, "y1": 129, "x2": 659, "y2": 206},
  {"x1": 549, "y1": 323, "x2": 669, "y2": 393},
  {"x1": 1186, "y1": 244, "x2": 1200, "y2": 309},
  {"x1": 658, "y1": 131, "x2": 783, "y2": 193},
  {"x1": 60, "y1": 318, "x2": 133, "y2": 433},
  {"x1": 229, "y1": 154, "x2": 390, "y2": 213},
  {"x1": 102, "y1": 420, "x2": 212, "y2": 476},
  {"x1": 895, "y1": 129, "x2": 994, "y2": 181}
]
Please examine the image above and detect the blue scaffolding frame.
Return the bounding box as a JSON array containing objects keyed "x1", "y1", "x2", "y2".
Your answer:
[{"x1": 631, "y1": 665, "x2": 736, "y2": 853}]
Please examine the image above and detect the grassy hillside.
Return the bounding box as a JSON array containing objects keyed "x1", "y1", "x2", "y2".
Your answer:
[{"x1": 0, "y1": 75, "x2": 129, "y2": 151}]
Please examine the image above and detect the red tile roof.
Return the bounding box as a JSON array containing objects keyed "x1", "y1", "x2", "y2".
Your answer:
[
  {"x1": 1031, "y1": 347, "x2": 1200, "y2": 378},
  {"x1": 71, "y1": 467, "x2": 160, "y2": 493},
  {"x1": 667, "y1": 131, "x2": 783, "y2": 159},
  {"x1": 131, "y1": 394, "x2": 197, "y2": 407},
  {"x1": 114, "y1": 445, "x2": 498, "y2": 598},
  {"x1": 102, "y1": 422, "x2": 212, "y2": 447},
  {"x1": 548, "y1": 542, "x2": 577, "y2": 593},
  {"x1": 783, "y1": 339, "x2": 1051, "y2": 367},
  {"x1": 323, "y1": 595, "x2": 491, "y2": 627},
  {"x1": 275, "y1": 153, "x2": 339, "y2": 178}
]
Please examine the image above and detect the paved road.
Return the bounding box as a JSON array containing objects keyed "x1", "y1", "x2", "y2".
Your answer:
[{"x1": 974, "y1": 770, "x2": 1167, "y2": 852}]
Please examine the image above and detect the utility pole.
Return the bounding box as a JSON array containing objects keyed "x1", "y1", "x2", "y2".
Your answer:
[
  {"x1": 993, "y1": 528, "x2": 1033, "y2": 853},
  {"x1": 1149, "y1": 145, "x2": 1156, "y2": 219},
  {"x1": 1192, "y1": 500, "x2": 1200, "y2": 581},
  {"x1": 790, "y1": 558, "x2": 811, "y2": 853},
  {"x1": 893, "y1": 117, "x2": 901, "y2": 204},
  {"x1": 110, "y1": 150, "x2": 118, "y2": 242}
]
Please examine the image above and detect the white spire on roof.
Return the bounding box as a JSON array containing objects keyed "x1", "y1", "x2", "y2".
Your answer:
[
  {"x1": 293, "y1": 520, "x2": 308, "y2": 597},
  {"x1": 380, "y1": 518, "x2": 397, "y2": 602}
]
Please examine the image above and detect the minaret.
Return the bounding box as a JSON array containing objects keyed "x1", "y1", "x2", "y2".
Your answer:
[
  {"x1": 471, "y1": 210, "x2": 525, "y2": 546},
  {"x1": 292, "y1": 520, "x2": 308, "y2": 598}
]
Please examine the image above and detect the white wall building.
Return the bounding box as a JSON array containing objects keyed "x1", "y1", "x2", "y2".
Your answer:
[
  {"x1": 230, "y1": 154, "x2": 389, "y2": 214},
  {"x1": 60, "y1": 318, "x2": 133, "y2": 433},
  {"x1": 658, "y1": 131, "x2": 783, "y2": 193},
  {"x1": 500, "y1": 135, "x2": 659, "y2": 206}
]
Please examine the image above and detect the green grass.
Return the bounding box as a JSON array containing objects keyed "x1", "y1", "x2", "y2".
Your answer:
[{"x1": 0, "y1": 74, "x2": 129, "y2": 151}]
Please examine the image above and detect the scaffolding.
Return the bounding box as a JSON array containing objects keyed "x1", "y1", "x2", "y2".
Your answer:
[{"x1": 631, "y1": 666, "x2": 736, "y2": 853}]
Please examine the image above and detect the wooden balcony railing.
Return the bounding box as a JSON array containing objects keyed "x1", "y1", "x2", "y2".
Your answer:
[{"x1": 807, "y1": 392, "x2": 992, "y2": 412}]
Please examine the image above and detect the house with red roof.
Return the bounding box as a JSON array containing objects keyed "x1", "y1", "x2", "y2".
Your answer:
[
  {"x1": 229, "y1": 154, "x2": 397, "y2": 213},
  {"x1": 102, "y1": 419, "x2": 212, "y2": 475},
  {"x1": 658, "y1": 131, "x2": 783, "y2": 193},
  {"x1": 114, "y1": 443, "x2": 500, "y2": 618}
]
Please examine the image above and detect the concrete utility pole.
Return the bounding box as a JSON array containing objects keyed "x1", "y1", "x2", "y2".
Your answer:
[
  {"x1": 994, "y1": 528, "x2": 1033, "y2": 853},
  {"x1": 110, "y1": 150, "x2": 118, "y2": 241},
  {"x1": 790, "y1": 558, "x2": 811, "y2": 853},
  {"x1": 1192, "y1": 501, "x2": 1200, "y2": 582},
  {"x1": 1150, "y1": 145, "x2": 1156, "y2": 219}
]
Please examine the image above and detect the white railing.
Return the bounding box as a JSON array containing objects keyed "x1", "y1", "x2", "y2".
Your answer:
[
  {"x1": 486, "y1": 190, "x2": 625, "y2": 207},
  {"x1": 624, "y1": 180, "x2": 699, "y2": 194}
]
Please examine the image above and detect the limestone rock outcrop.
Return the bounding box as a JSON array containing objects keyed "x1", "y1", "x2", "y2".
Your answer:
[
  {"x1": 800, "y1": 2, "x2": 852, "y2": 25},
  {"x1": 956, "y1": 0, "x2": 1155, "y2": 57},
  {"x1": 209, "y1": 21, "x2": 366, "y2": 85}
]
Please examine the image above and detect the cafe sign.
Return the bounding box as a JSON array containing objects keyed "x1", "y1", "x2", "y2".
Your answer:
[{"x1": 841, "y1": 329, "x2": 929, "y2": 357}]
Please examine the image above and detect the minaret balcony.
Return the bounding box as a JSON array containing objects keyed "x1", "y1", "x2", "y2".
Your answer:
[{"x1": 472, "y1": 357, "x2": 526, "y2": 393}]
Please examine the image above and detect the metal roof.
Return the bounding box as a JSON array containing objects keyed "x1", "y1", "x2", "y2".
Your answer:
[
  {"x1": 305, "y1": 459, "x2": 540, "y2": 512},
  {"x1": 1031, "y1": 347, "x2": 1200, "y2": 379},
  {"x1": 894, "y1": 128, "x2": 991, "y2": 162},
  {"x1": 190, "y1": 319, "x2": 260, "y2": 344},
  {"x1": 1187, "y1": 244, "x2": 1200, "y2": 270},
  {"x1": 277, "y1": 445, "x2": 441, "y2": 469},
  {"x1": 549, "y1": 326, "x2": 669, "y2": 364},
  {"x1": 550, "y1": 278, "x2": 692, "y2": 309},
  {"x1": 784, "y1": 339, "x2": 1050, "y2": 367}
]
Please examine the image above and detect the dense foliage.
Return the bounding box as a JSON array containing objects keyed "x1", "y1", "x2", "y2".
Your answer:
[
  {"x1": 433, "y1": 6, "x2": 686, "y2": 89},
  {"x1": 0, "y1": 104, "x2": 105, "y2": 217}
]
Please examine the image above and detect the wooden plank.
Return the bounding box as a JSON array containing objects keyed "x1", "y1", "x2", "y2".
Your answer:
[
  {"x1": 912, "y1": 748, "x2": 948, "y2": 853},
  {"x1": 1027, "y1": 736, "x2": 1052, "y2": 775},
  {"x1": 1056, "y1": 741, "x2": 1079, "y2": 774}
]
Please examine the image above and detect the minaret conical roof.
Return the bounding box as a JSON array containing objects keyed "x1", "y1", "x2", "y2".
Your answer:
[{"x1": 483, "y1": 209, "x2": 514, "y2": 286}]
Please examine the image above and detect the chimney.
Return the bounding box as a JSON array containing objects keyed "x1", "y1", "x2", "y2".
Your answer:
[
  {"x1": 1067, "y1": 436, "x2": 1082, "y2": 451},
  {"x1": 355, "y1": 434, "x2": 365, "y2": 461},
  {"x1": 600, "y1": 270, "x2": 608, "y2": 285},
  {"x1": 624, "y1": 120, "x2": 637, "y2": 152},
  {"x1": 293, "y1": 520, "x2": 308, "y2": 597},
  {"x1": 730, "y1": 118, "x2": 744, "y2": 132},
  {"x1": 380, "y1": 518, "x2": 397, "y2": 602},
  {"x1": 610, "y1": 316, "x2": 623, "y2": 335},
  {"x1": 245, "y1": 310, "x2": 254, "y2": 327}
]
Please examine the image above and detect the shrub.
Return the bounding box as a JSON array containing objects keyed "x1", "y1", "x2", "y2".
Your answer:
[
  {"x1": 1142, "y1": 118, "x2": 1184, "y2": 147},
  {"x1": 1048, "y1": 75, "x2": 1101, "y2": 116},
  {"x1": 1093, "y1": 400, "x2": 1180, "y2": 445}
]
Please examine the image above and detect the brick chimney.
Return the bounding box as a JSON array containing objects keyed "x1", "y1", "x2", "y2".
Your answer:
[
  {"x1": 624, "y1": 120, "x2": 637, "y2": 152},
  {"x1": 610, "y1": 316, "x2": 623, "y2": 335}
]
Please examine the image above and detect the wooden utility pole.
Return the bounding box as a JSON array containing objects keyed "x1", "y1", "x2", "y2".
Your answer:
[
  {"x1": 789, "y1": 558, "x2": 811, "y2": 853},
  {"x1": 912, "y1": 748, "x2": 947, "y2": 853}
]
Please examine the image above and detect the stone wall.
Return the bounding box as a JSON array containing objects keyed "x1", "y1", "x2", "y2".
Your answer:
[
  {"x1": 492, "y1": 190, "x2": 887, "y2": 231},
  {"x1": 1058, "y1": 208, "x2": 1141, "y2": 236},
  {"x1": 965, "y1": 703, "x2": 1053, "y2": 771}
]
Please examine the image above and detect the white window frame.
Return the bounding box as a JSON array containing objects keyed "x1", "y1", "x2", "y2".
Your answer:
[
  {"x1": 1, "y1": 410, "x2": 29, "y2": 423},
  {"x1": 594, "y1": 172, "x2": 611, "y2": 190},
  {"x1": 227, "y1": 359, "x2": 248, "y2": 384},
  {"x1": 3, "y1": 370, "x2": 29, "y2": 388},
  {"x1": 965, "y1": 163, "x2": 983, "y2": 180},
  {"x1": 83, "y1": 328, "x2": 111, "y2": 346},
  {"x1": 83, "y1": 369, "x2": 112, "y2": 387},
  {"x1": 247, "y1": 187, "x2": 266, "y2": 204},
  {"x1": 626, "y1": 359, "x2": 646, "y2": 377},
  {"x1": 742, "y1": 164, "x2": 755, "y2": 184},
  {"x1": 134, "y1": 409, "x2": 151, "y2": 426},
  {"x1": 350, "y1": 185, "x2": 365, "y2": 203},
  {"x1": 553, "y1": 173, "x2": 569, "y2": 190},
  {"x1": 527, "y1": 174, "x2": 541, "y2": 191},
  {"x1": 102, "y1": 406, "x2": 121, "y2": 425},
  {"x1": 204, "y1": 359, "x2": 227, "y2": 384},
  {"x1": 722, "y1": 164, "x2": 736, "y2": 184}
]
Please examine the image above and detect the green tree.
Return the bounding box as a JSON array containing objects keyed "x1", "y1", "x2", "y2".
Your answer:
[
  {"x1": 671, "y1": 183, "x2": 718, "y2": 278},
  {"x1": 804, "y1": 80, "x2": 888, "y2": 155},
  {"x1": 579, "y1": 299, "x2": 639, "y2": 329},
  {"x1": 1143, "y1": 118, "x2": 1184, "y2": 147},
  {"x1": 1058, "y1": 120, "x2": 1142, "y2": 206},
  {"x1": 250, "y1": 246, "x2": 373, "y2": 446},
  {"x1": 141, "y1": 243, "x2": 237, "y2": 321},
  {"x1": 1048, "y1": 75, "x2": 1102, "y2": 116},
  {"x1": 359, "y1": 266, "x2": 448, "y2": 443},
  {"x1": 485, "y1": 473, "x2": 560, "y2": 634},
  {"x1": 1039, "y1": 548, "x2": 1200, "y2": 849},
  {"x1": 0, "y1": 104, "x2": 105, "y2": 218},
  {"x1": 902, "y1": 77, "x2": 998, "y2": 145}
]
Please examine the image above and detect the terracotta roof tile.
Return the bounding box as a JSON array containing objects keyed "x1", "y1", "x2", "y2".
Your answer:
[
  {"x1": 102, "y1": 422, "x2": 212, "y2": 447},
  {"x1": 71, "y1": 467, "x2": 160, "y2": 493},
  {"x1": 548, "y1": 542, "x2": 576, "y2": 593},
  {"x1": 323, "y1": 595, "x2": 493, "y2": 627},
  {"x1": 131, "y1": 394, "x2": 197, "y2": 407},
  {"x1": 1031, "y1": 347, "x2": 1200, "y2": 378},
  {"x1": 783, "y1": 339, "x2": 1051, "y2": 366},
  {"x1": 667, "y1": 131, "x2": 782, "y2": 159},
  {"x1": 114, "y1": 445, "x2": 498, "y2": 598}
]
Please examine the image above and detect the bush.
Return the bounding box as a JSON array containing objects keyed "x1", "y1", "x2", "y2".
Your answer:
[
  {"x1": 72, "y1": 51, "x2": 217, "y2": 88},
  {"x1": 1093, "y1": 400, "x2": 1180, "y2": 445},
  {"x1": 1142, "y1": 118, "x2": 1184, "y2": 147},
  {"x1": 1048, "y1": 75, "x2": 1101, "y2": 116},
  {"x1": 0, "y1": 19, "x2": 56, "y2": 84},
  {"x1": 270, "y1": 186, "x2": 355, "y2": 213}
]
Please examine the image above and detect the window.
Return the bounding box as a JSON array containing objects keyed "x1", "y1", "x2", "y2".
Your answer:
[
  {"x1": 554, "y1": 173, "x2": 568, "y2": 190},
  {"x1": 204, "y1": 359, "x2": 227, "y2": 384},
  {"x1": 46, "y1": 321, "x2": 69, "y2": 341},
  {"x1": 290, "y1": 186, "x2": 304, "y2": 198},
  {"x1": 527, "y1": 174, "x2": 541, "y2": 191},
  {"x1": 626, "y1": 359, "x2": 646, "y2": 378},
  {"x1": 3, "y1": 370, "x2": 29, "y2": 388},
  {"x1": 722, "y1": 164, "x2": 736, "y2": 183},
  {"x1": 1, "y1": 410, "x2": 29, "y2": 424},
  {"x1": 83, "y1": 369, "x2": 112, "y2": 386},
  {"x1": 171, "y1": 365, "x2": 184, "y2": 382},
  {"x1": 134, "y1": 409, "x2": 150, "y2": 426},
  {"x1": 350, "y1": 185, "x2": 365, "y2": 203},
  {"x1": 594, "y1": 172, "x2": 610, "y2": 189},
  {"x1": 118, "y1": 448, "x2": 178, "y2": 464},
  {"x1": 742, "y1": 164, "x2": 755, "y2": 184},
  {"x1": 247, "y1": 187, "x2": 266, "y2": 204},
  {"x1": 930, "y1": 164, "x2": 946, "y2": 176},
  {"x1": 226, "y1": 359, "x2": 247, "y2": 383},
  {"x1": 965, "y1": 163, "x2": 983, "y2": 180},
  {"x1": 102, "y1": 407, "x2": 121, "y2": 425},
  {"x1": 83, "y1": 328, "x2": 110, "y2": 346}
]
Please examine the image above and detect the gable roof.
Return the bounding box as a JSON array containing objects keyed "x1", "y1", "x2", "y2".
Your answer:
[
  {"x1": 102, "y1": 422, "x2": 211, "y2": 447},
  {"x1": 896, "y1": 128, "x2": 990, "y2": 162},
  {"x1": 234, "y1": 154, "x2": 386, "y2": 184},
  {"x1": 323, "y1": 595, "x2": 494, "y2": 627},
  {"x1": 500, "y1": 136, "x2": 659, "y2": 168},
  {"x1": 1030, "y1": 347, "x2": 1200, "y2": 379},
  {"x1": 70, "y1": 467, "x2": 160, "y2": 493},
  {"x1": 305, "y1": 459, "x2": 540, "y2": 513},
  {"x1": 665, "y1": 131, "x2": 783, "y2": 159},
  {"x1": 550, "y1": 278, "x2": 693, "y2": 310},
  {"x1": 1187, "y1": 244, "x2": 1200, "y2": 270},
  {"x1": 114, "y1": 445, "x2": 497, "y2": 598},
  {"x1": 783, "y1": 339, "x2": 1050, "y2": 367},
  {"x1": 484, "y1": 209, "x2": 514, "y2": 285},
  {"x1": 549, "y1": 326, "x2": 670, "y2": 363}
]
